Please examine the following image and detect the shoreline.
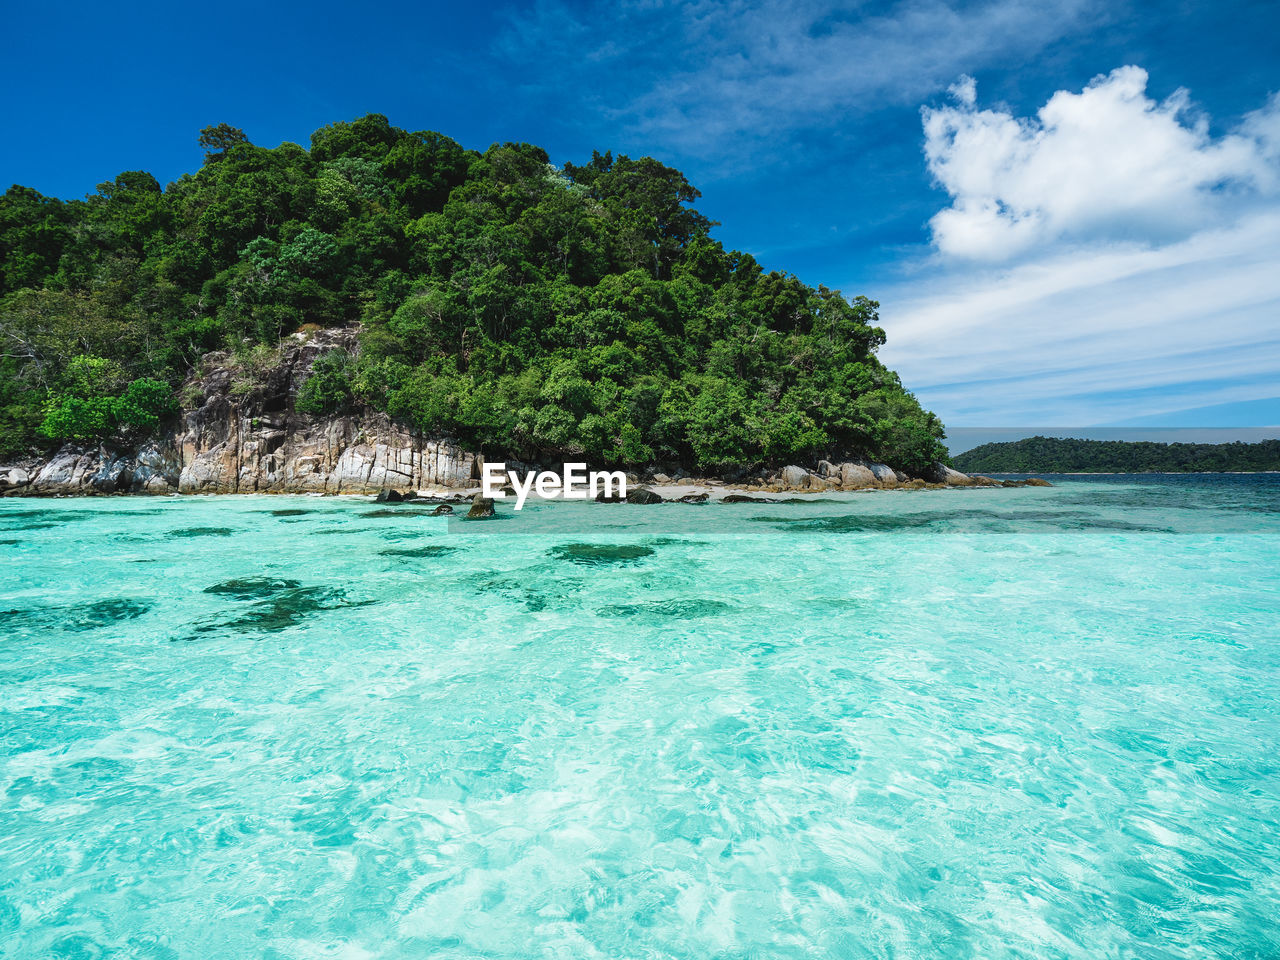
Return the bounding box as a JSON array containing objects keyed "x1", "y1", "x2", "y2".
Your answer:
[{"x1": 0, "y1": 477, "x2": 1049, "y2": 502}]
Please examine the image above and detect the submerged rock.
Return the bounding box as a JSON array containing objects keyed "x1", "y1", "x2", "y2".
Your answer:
[
  {"x1": 205, "y1": 577, "x2": 302, "y2": 598},
  {"x1": 548, "y1": 543, "x2": 656, "y2": 565}
]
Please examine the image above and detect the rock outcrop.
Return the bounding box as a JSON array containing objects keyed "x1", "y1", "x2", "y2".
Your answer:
[
  {"x1": 775, "y1": 459, "x2": 921, "y2": 492},
  {"x1": 3, "y1": 329, "x2": 480, "y2": 497}
]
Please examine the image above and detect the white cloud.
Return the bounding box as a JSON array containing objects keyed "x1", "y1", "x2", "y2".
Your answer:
[
  {"x1": 923, "y1": 67, "x2": 1280, "y2": 260},
  {"x1": 880, "y1": 69, "x2": 1280, "y2": 426}
]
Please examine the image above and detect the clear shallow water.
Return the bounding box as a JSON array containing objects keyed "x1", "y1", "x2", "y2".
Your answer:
[{"x1": 2, "y1": 477, "x2": 1279, "y2": 959}]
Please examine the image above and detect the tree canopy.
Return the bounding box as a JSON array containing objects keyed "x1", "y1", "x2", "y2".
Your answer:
[{"x1": 0, "y1": 114, "x2": 947, "y2": 472}]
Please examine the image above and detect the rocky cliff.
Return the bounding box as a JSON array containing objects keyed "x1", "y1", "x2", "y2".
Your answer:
[{"x1": 0, "y1": 329, "x2": 480, "y2": 497}]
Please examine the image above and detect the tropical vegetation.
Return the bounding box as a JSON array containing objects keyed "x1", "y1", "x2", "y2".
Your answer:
[{"x1": 0, "y1": 115, "x2": 947, "y2": 472}]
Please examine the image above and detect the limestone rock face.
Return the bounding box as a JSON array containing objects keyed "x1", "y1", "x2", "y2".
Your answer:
[{"x1": 5, "y1": 328, "x2": 483, "y2": 497}]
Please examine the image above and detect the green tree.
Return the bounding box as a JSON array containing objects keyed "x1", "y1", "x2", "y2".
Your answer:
[{"x1": 198, "y1": 123, "x2": 249, "y2": 163}]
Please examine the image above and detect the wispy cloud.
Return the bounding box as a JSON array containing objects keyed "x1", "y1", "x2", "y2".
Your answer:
[{"x1": 496, "y1": 0, "x2": 1105, "y2": 161}]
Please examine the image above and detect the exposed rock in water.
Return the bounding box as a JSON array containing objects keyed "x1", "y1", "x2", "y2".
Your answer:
[
  {"x1": 430, "y1": 504, "x2": 454, "y2": 515},
  {"x1": 625, "y1": 486, "x2": 665, "y2": 504},
  {"x1": 465, "y1": 494, "x2": 495, "y2": 519},
  {"x1": 677, "y1": 492, "x2": 709, "y2": 503},
  {"x1": 1002, "y1": 477, "x2": 1053, "y2": 487},
  {"x1": 595, "y1": 491, "x2": 625, "y2": 503}
]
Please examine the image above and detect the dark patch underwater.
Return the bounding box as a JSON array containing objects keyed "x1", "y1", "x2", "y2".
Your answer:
[
  {"x1": 547, "y1": 543, "x2": 656, "y2": 565},
  {"x1": 379, "y1": 544, "x2": 459, "y2": 558},
  {"x1": 596, "y1": 598, "x2": 733, "y2": 620},
  {"x1": 1, "y1": 598, "x2": 152, "y2": 633}
]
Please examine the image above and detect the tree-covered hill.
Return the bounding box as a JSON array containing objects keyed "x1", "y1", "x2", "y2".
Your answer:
[
  {"x1": 0, "y1": 114, "x2": 947, "y2": 473},
  {"x1": 954, "y1": 436, "x2": 1280, "y2": 473}
]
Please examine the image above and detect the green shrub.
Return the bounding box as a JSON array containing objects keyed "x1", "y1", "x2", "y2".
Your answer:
[{"x1": 296, "y1": 349, "x2": 355, "y2": 415}]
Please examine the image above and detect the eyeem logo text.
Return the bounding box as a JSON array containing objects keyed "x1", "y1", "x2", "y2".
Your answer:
[{"x1": 481, "y1": 462, "x2": 627, "y2": 509}]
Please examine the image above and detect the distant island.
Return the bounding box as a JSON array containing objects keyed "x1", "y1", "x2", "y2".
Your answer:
[{"x1": 954, "y1": 436, "x2": 1280, "y2": 473}]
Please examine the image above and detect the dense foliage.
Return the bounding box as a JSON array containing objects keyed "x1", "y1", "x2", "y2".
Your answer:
[
  {"x1": 954, "y1": 436, "x2": 1280, "y2": 473},
  {"x1": 0, "y1": 115, "x2": 946, "y2": 471}
]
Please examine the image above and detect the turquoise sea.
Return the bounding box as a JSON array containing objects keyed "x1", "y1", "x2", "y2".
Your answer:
[{"x1": 3, "y1": 475, "x2": 1279, "y2": 959}]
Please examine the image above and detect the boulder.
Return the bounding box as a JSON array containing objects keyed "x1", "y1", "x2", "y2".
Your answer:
[
  {"x1": 867, "y1": 462, "x2": 899, "y2": 486},
  {"x1": 780, "y1": 465, "x2": 810, "y2": 489},
  {"x1": 375, "y1": 489, "x2": 405, "y2": 503},
  {"x1": 677, "y1": 492, "x2": 709, "y2": 503},
  {"x1": 465, "y1": 494, "x2": 495, "y2": 519},
  {"x1": 839, "y1": 462, "x2": 877, "y2": 489},
  {"x1": 0, "y1": 466, "x2": 31, "y2": 490},
  {"x1": 595, "y1": 491, "x2": 625, "y2": 503},
  {"x1": 816, "y1": 460, "x2": 838, "y2": 478},
  {"x1": 625, "y1": 486, "x2": 665, "y2": 504},
  {"x1": 653, "y1": 473, "x2": 672, "y2": 484},
  {"x1": 430, "y1": 504, "x2": 454, "y2": 515},
  {"x1": 923, "y1": 463, "x2": 973, "y2": 486}
]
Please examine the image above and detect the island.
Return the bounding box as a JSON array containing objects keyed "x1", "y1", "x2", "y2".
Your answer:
[
  {"x1": 0, "y1": 114, "x2": 1013, "y2": 495},
  {"x1": 954, "y1": 436, "x2": 1280, "y2": 474}
]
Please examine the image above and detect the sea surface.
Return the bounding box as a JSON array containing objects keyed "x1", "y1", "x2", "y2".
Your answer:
[{"x1": 3, "y1": 475, "x2": 1279, "y2": 959}]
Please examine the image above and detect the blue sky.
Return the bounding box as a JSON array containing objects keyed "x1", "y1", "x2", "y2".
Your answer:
[{"x1": 2, "y1": 0, "x2": 1277, "y2": 427}]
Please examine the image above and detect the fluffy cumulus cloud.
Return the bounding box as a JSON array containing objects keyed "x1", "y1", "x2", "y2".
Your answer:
[
  {"x1": 923, "y1": 67, "x2": 1280, "y2": 260},
  {"x1": 879, "y1": 69, "x2": 1280, "y2": 425}
]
